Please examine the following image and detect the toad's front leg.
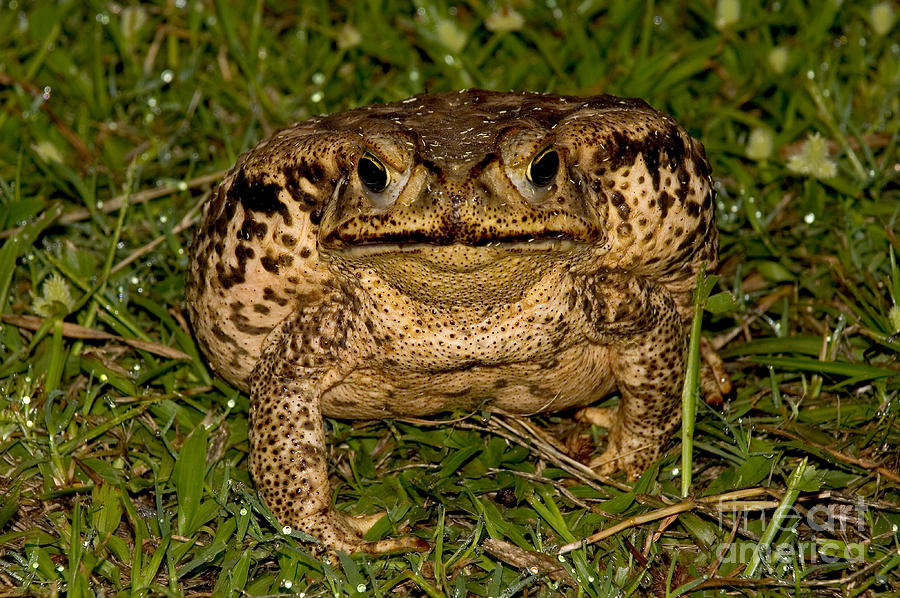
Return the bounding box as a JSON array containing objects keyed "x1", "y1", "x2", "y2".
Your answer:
[
  {"x1": 249, "y1": 311, "x2": 428, "y2": 554},
  {"x1": 577, "y1": 277, "x2": 687, "y2": 478}
]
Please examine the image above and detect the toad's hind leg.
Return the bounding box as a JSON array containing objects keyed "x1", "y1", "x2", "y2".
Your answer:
[{"x1": 249, "y1": 327, "x2": 428, "y2": 554}]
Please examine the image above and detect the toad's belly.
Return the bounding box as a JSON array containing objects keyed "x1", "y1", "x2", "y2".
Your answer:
[{"x1": 321, "y1": 343, "x2": 616, "y2": 418}]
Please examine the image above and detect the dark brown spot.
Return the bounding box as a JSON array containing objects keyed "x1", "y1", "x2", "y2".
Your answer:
[
  {"x1": 229, "y1": 312, "x2": 270, "y2": 335},
  {"x1": 211, "y1": 324, "x2": 230, "y2": 341},
  {"x1": 239, "y1": 218, "x2": 267, "y2": 241},
  {"x1": 610, "y1": 191, "x2": 630, "y2": 219},
  {"x1": 282, "y1": 160, "x2": 327, "y2": 211},
  {"x1": 230, "y1": 169, "x2": 292, "y2": 226},
  {"x1": 263, "y1": 287, "x2": 289, "y2": 306},
  {"x1": 261, "y1": 255, "x2": 279, "y2": 273},
  {"x1": 658, "y1": 191, "x2": 673, "y2": 219}
]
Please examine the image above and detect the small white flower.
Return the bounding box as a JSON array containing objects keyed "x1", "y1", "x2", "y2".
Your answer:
[
  {"x1": 787, "y1": 133, "x2": 837, "y2": 179},
  {"x1": 485, "y1": 7, "x2": 525, "y2": 32},
  {"x1": 889, "y1": 304, "x2": 900, "y2": 332},
  {"x1": 436, "y1": 19, "x2": 467, "y2": 53},
  {"x1": 746, "y1": 128, "x2": 774, "y2": 161},
  {"x1": 768, "y1": 46, "x2": 789, "y2": 74},
  {"x1": 337, "y1": 24, "x2": 361, "y2": 49},
  {"x1": 869, "y1": 2, "x2": 896, "y2": 36},
  {"x1": 120, "y1": 6, "x2": 147, "y2": 44},
  {"x1": 32, "y1": 140, "x2": 65, "y2": 164},
  {"x1": 715, "y1": 0, "x2": 741, "y2": 30},
  {"x1": 33, "y1": 273, "x2": 75, "y2": 317}
]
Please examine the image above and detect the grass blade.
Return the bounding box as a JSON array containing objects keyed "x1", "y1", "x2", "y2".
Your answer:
[{"x1": 173, "y1": 424, "x2": 208, "y2": 536}]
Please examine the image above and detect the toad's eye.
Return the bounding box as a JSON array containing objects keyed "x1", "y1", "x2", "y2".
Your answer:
[
  {"x1": 358, "y1": 153, "x2": 389, "y2": 192},
  {"x1": 526, "y1": 147, "x2": 559, "y2": 188}
]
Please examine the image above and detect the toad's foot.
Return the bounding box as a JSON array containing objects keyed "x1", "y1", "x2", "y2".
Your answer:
[
  {"x1": 299, "y1": 509, "x2": 429, "y2": 555},
  {"x1": 700, "y1": 336, "x2": 731, "y2": 405},
  {"x1": 577, "y1": 405, "x2": 664, "y2": 479},
  {"x1": 576, "y1": 406, "x2": 616, "y2": 428}
]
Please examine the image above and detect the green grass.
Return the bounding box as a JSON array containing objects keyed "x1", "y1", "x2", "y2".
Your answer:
[{"x1": 2, "y1": 1, "x2": 899, "y2": 596}]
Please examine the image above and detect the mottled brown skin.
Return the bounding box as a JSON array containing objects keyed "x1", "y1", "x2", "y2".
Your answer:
[{"x1": 186, "y1": 90, "x2": 730, "y2": 554}]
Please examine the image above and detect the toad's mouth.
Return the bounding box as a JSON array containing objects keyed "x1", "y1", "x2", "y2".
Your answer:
[
  {"x1": 320, "y1": 219, "x2": 606, "y2": 251},
  {"x1": 323, "y1": 235, "x2": 587, "y2": 258},
  {"x1": 319, "y1": 204, "x2": 606, "y2": 255}
]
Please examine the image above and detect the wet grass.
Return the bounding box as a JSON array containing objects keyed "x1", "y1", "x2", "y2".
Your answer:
[{"x1": 1, "y1": 1, "x2": 899, "y2": 596}]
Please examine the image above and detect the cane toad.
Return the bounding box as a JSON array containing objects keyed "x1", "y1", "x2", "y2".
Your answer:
[{"x1": 186, "y1": 90, "x2": 730, "y2": 554}]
